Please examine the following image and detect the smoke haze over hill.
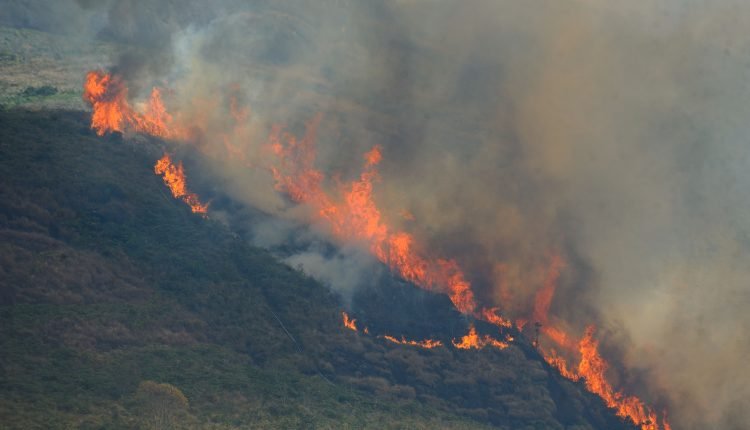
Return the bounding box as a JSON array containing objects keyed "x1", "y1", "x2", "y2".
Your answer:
[{"x1": 5, "y1": 1, "x2": 750, "y2": 428}]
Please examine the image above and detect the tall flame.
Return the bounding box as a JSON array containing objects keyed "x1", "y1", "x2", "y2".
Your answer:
[
  {"x1": 533, "y1": 254, "x2": 565, "y2": 325},
  {"x1": 154, "y1": 153, "x2": 208, "y2": 214},
  {"x1": 538, "y1": 309, "x2": 669, "y2": 428},
  {"x1": 83, "y1": 71, "x2": 185, "y2": 139},
  {"x1": 269, "y1": 121, "x2": 477, "y2": 314},
  {"x1": 342, "y1": 311, "x2": 358, "y2": 331},
  {"x1": 83, "y1": 70, "x2": 670, "y2": 429},
  {"x1": 576, "y1": 326, "x2": 662, "y2": 430},
  {"x1": 268, "y1": 116, "x2": 668, "y2": 427}
]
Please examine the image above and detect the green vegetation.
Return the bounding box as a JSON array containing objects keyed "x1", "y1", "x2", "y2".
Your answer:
[
  {"x1": 0, "y1": 25, "x2": 112, "y2": 109},
  {"x1": 0, "y1": 109, "x2": 637, "y2": 429},
  {"x1": 0, "y1": 109, "x2": 494, "y2": 429},
  {"x1": 0, "y1": 12, "x2": 641, "y2": 426}
]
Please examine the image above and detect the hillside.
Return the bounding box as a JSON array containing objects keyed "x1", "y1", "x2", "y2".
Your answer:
[
  {"x1": 0, "y1": 12, "x2": 649, "y2": 430},
  {"x1": 0, "y1": 108, "x2": 639, "y2": 430}
]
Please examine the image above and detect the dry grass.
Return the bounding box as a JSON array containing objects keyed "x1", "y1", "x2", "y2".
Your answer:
[{"x1": 0, "y1": 26, "x2": 113, "y2": 109}]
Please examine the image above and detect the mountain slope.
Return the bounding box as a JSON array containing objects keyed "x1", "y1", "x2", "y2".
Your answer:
[{"x1": 0, "y1": 108, "x2": 636, "y2": 429}]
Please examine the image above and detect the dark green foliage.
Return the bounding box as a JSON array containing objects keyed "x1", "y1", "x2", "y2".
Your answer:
[
  {"x1": 21, "y1": 85, "x2": 57, "y2": 97},
  {"x1": 0, "y1": 109, "x2": 636, "y2": 429}
]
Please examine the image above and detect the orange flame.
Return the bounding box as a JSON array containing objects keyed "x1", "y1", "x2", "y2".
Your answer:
[
  {"x1": 544, "y1": 348, "x2": 580, "y2": 381},
  {"x1": 577, "y1": 326, "x2": 662, "y2": 430},
  {"x1": 662, "y1": 411, "x2": 672, "y2": 430},
  {"x1": 542, "y1": 325, "x2": 575, "y2": 350},
  {"x1": 83, "y1": 72, "x2": 671, "y2": 429},
  {"x1": 479, "y1": 307, "x2": 513, "y2": 329},
  {"x1": 382, "y1": 334, "x2": 443, "y2": 349},
  {"x1": 342, "y1": 312, "x2": 358, "y2": 331},
  {"x1": 154, "y1": 153, "x2": 208, "y2": 214},
  {"x1": 540, "y1": 326, "x2": 669, "y2": 430},
  {"x1": 268, "y1": 118, "x2": 669, "y2": 428},
  {"x1": 452, "y1": 325, "x2": 508, "y2": 350},
  {"x1": 533, "y1": 254, "x2": 565, "y2": 325},
  {"x1": 530, "y1": 256, "x2": 669, "y2": 429},
  {"x1": 83, "y1": 70, "x2": 185, "y2": 139},
  {"x1": 529, "y1": 255, "x2": 575, "y2": 348},
  {"x1": 269, "y1": 121, "x2": 477, "y2": 314}
]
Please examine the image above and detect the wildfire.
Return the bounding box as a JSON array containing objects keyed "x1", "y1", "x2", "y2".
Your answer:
[
  {"x1": 83, "y1": 70, "x2": 185, "y2": 139},
  {"x1": 382, "y1": 335, "x2": 443, "y2": 349},
  {"x1": 538, "y1": 325, "x2": 669, "y2": 430},
  {"x1": 528, "y1": 258, "x2": 669, "y2": 429},
  {"x1": 544, "y1": 348, "x2": 580, "y2": 381},
  {"x1": 341, "y1": 312, "x2": 441, "y2": 348},
  {"x1": 268, "y1": 116, "x2": 669, "y2": 426},
  {"x1": 83, "y1": 70, "x2": 671, "y2": 429},
  {"x1": 479, "y1": 307, "x2": 513, "y2": 329},
  {"x1": 342, "y1": 311, "x2": 358, "y2": 331},
  {"x1": 576, "y1": 326, "x2": 663, "y2": 430},
  {"x1": 154, "y1": 153, "x2": 208, "y2": 214},
  {"x1": 452, "y1": 325, "x2": 508, "y2": 350},
  {"x1": 533, "y1": 254, "x2": 565, "y2": 325},
  {"x1": 269, "y1": 123, "x2": 477, "y2": 314}
]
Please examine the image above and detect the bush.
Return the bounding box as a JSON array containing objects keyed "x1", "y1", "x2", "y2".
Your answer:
[
  {"x1": 133, "y1": 381, "x2": 190, "y2": 430},
  {"x1": 21, "y1": 85, "x2": 57, "y2": 97}
]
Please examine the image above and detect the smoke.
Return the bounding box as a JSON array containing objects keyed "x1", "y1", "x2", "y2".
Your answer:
[{"x1": 8, "y1": 0, "x2": 750, "y2": 428}]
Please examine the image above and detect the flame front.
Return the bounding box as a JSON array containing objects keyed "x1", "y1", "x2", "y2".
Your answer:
[
  {"x1": 154, "y1": 153, "x2": 208, "y2": 214},
  {"x1": 84, "y1": 69, "x2": 670, "y2": 429},
  {"x1": 532, "y1": 263, "x2": 669, "y2": 429},
  {"x1": 544, "y1": 348, "x2": 580, "y2": 381},
  {"x1": 342, "y1": 312, "x2": 441, "y2": 348},
  {"x1": 382, "y1": 335, "x2": 443, "y2": 349},
  {"x1": 270, "y1": 122, "x2": 477, "y2": 314},
  {"x1": 577, "y1": 326, "x2": 662, "y2": 430},
  {"x1": 480, "y1": 307, "x2": 512, "y2": 329},
  {"x1": 452, "y1": 325, "x2": 509, "y2": 350},
  {"x1": 540, "y1": 325, "x2": 668, "y2": 429},
  {"x1": 268, "y1": 116, "x2": 668, "y2": 428}
]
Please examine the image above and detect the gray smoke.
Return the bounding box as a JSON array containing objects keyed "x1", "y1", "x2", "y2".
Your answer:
[{"x1": 6, "y1": 1, "x2": 750, "y2": 428}]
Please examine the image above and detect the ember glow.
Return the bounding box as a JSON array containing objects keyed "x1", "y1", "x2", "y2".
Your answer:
[{"x1": 154, "y1": 153, "x2": 208, "y2": 214}]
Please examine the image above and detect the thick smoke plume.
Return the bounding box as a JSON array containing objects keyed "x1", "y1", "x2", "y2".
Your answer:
[{"x1": 8, "y1": 1, "x2": 750, "y2": 428}]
